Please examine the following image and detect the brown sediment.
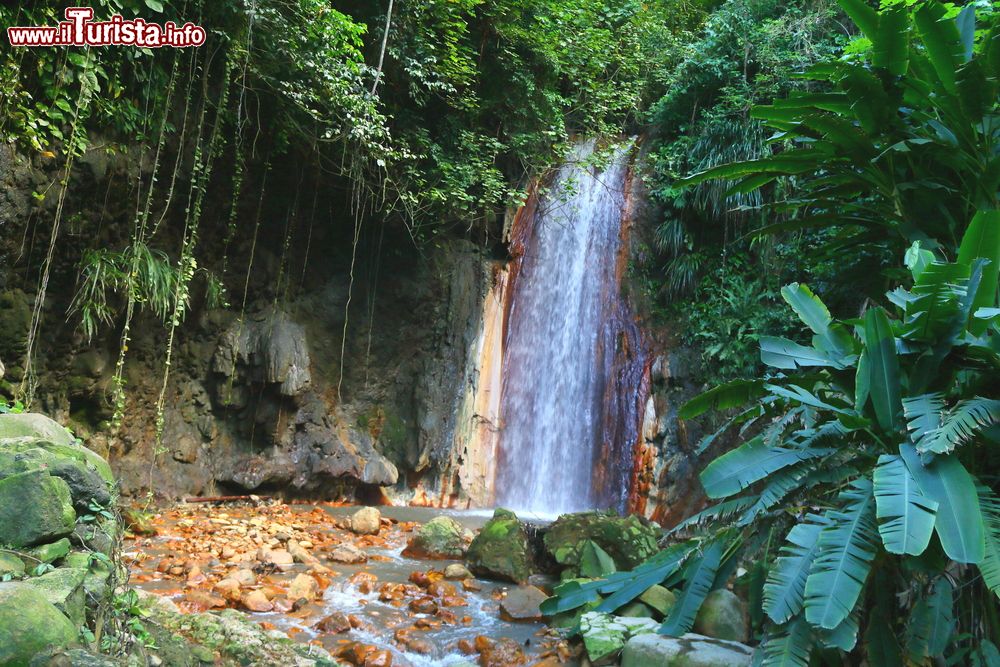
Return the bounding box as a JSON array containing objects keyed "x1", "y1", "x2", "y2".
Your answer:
[{"x1": 594, "y1": 145, "x2": 653, "y2": 512}]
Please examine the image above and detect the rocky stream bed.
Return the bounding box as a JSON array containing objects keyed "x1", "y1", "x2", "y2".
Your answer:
[{"x1": 0, "y1": 412, "x2": 756, "y2": 667}]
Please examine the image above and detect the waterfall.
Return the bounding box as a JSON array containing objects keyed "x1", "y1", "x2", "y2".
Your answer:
[{"x1": 495, "y1": 139, "x2": 646, "y2": 516}]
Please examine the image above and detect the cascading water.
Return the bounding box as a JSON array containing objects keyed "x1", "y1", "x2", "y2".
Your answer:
[{"x1": 495, "y1": 139, "x2": 647, "y2": 516}]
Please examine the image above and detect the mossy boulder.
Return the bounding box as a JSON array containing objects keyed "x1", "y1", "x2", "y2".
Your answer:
[
  {"x1": 72, "y1": 518, "x2": 119, "y2": 556},
  {"x1": 0, "y1": 470, "x2": 76, "y2": 547},
  {"x1": 24, "y1": 567, "x2": 88, "y2": 627},
  {"x1": 0, "y1": 552, "x2": 24, "y2": 577},
  {"x1": 580, "y1": 612, "x2": 659, "y2": 665},
  {"x1": 693, "y1": 589, "x2": 748, "y2": 643},
  {"x1": 465, "y1": 508, "x2": 536, "y2": 583},
  {"x1": 404, "y1": 516, "x2": 469, "y2": 559},
  {"x1": 0, "y1": 582, "x2": 79, "y2": 664},
  {"x1": 63, "y1": 551, "x2": 114, "y2": 600},
  {"x1": 0, "y1": 413, "x2": 113, "y2": 510},
  {"x1": 639, "y1": 584, "x2": 676, "y2": 616},
  {"x1": 543, "y1": 511, "x2": 659, "y2": 574},
  {"x1": 25, "y1": 537, "x2": 71, "y2": 565}
]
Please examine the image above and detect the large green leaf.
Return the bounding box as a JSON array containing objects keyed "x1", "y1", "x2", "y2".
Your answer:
[
  {"x1": 903, "y1": 393, "x2": 945, "y2": 450},
  {"x1": 864, "y1": 606, "x2": 904, "y2": 667},
  {"x1": 699, "y1": 436, "x2": 831, "y2": 499},
  {"x1": 863, "y1": 308, "x2": 903, "y2": 433},
  {"x1": 873, "y1": 5, "x2": 910, "y2": 76},
  {"x1": 913, "y1": 1, "x2": 963, "y2": 94},
  {"x1": 835, "y1": 0, "x2": 877, "y2": 41},
  {"x1": 760, "y1": 336, "x2": 842, "y2": 370},
  {"x1": 978, "y1": 486, "x2": 1000, "y2": 598},
  {"x1": 958, "y1": 210, "x2": 1000, "y2": 336},
  {"x1": 904, "y1": 578, "x2": 954, "y2": 661},
  {"x1": 659, "y1": 540, "x2": 725, "y2": 637},
  {"x1": 900, "y1": 444, "x2": 985, "y2": 563},
  {"x1": 873, "y1": 454, "x2": 938, "y2": 555},
  {"x1": 541, "y1": 542, "x2": 695, "y2": 616},
  {"x1": 819, "y1": 607, "x2": 860, "y2": 651},
  {"x1": 803, "y1": 479, "x2": 878, "y2": 630},
  {"x1": 902, "y1": 261, "x2": 968, "y2": 343},
  {"x1": 764, "y1": 384, "x2": 853, "y2": 415},
  {"x1": 679, "y1": 379, "x2": 766, "y2": 420},
  {"x1": 911, "y1": 397, "x2": 1000, "y2": 455},
  {"x1": 762, "y1": 616, "x2": 812, "y2": 667},
  {"x1": 780, "y1": 283, "x2": 853, "y2": 360},
  {"x1": 763, "y1": 516, "x2": 828, "y2": 624}
]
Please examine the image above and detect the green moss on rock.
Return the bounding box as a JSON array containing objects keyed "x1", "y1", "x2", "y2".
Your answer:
[
  {"x1": 693, "y1": 589, "x2": 748, "y2": 643},
  {"x1": 24, "y1": 567, "x2": 88, "y2": 627},
  {"x1": 0, "y1": 470, "x2": 76, "y2": 548},
  {"x1": 404, "y1": 516, "x2": 469, "y2": 559},
  {"x1": 0, "y1": 582, "x2": 79, "y2": 664},
  {"x1": 543, "y1": 511, "x2": 659, "y2": 574},
  {"x1": 466, "y1": 508, "x2": 536, "y2": 583},
  {"x1": 25, "y1": 537, "x2": 71, "y2": 565}
]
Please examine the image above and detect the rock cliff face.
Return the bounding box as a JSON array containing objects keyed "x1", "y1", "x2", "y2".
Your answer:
[
  {"x1": 1, "y1": 138, "x2": 717, "y2": 524},
  {"x1": 0, "y1": 141, "x2": 507, "y2": 503}
]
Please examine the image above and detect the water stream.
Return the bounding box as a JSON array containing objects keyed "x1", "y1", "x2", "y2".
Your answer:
[{"x1": 496, "y1": 139, "x2": 637, "y2": 516}]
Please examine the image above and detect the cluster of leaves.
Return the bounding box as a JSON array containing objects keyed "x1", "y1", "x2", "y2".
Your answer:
[
  {"x1": 549, "y1": 213, "x2": 1000, "y2": 663},
  {"x1": 683, "y1": 0, "x2": 1000, "y2": 297},
  {"x1": 548, "y1": 2, "x2": 1000, "y2": 664},
  {"x1": 682, "y1": 248, "x2": 818, "y2": 385},
  {"x1": 644, "y1": 0, "x2": 844, "y2": 297},
  {"x1": 377, "y1": 0, "x2": 691, "y2": 234}
]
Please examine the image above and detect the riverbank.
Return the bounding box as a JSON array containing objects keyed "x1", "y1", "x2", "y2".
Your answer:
[{"x1": 126, "y1": 501, "x2": 565, "y2": 666}]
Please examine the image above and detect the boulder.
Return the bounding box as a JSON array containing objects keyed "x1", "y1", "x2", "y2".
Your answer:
[
  {"x1": 580, "y1": 612, "x2": 629, "y2": 665},
  {"x1": 0, "y1": 413, "x2": 114, "y2": 510},
  {"x1": 25, "y1": 537, "x2": 71, "y2": 565},
  {"x1": 62, "y1": 551, "x2": 113, "y2": 599},
  {"x1": 404, "y1": 516, "x2": 469, "y2": 559},
  {"x1": 0, "y1": 470, "x2": 76, "y2": 547},
  {"x1": 543, "y1": 511, "x2": 659, "y2": 574},
  {"x1": 288, "y1": 573, "x2": 320, "y2": 602},
  {"x1": 639, "y1": 584, "x2": 676, "y2": 616},
  {"x1": 621, "y1": 633, "x2": 754, "y2": 667},
  {"x1": 499, "y1": 585, "x2": 548, "y2": 622},
  {"x1": 465, "y1": 509, "x2": 535, "y2": 584},
  {"x1": 0, "y1": 582, "x2": 79, "y2": 663},
  {"x1": 694, "y1": 589, "x2": 749, "y2": 643},
  {"x1": 24, "y1": 567, "x2": 88, "y2": 627},
  {"x1": 71, "y1": 518, "x2": 118, "y2": 556},
  {"x1": 349, "y1": 507, "x2": 381, "y2": 535},
  {"x1": 0, "y1": 552, "x2": 24, "y2": 577}
]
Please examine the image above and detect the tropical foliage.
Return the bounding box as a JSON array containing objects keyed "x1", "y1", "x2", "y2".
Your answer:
[
  {"x1": 547, "y1": 213, "x2": 1000, "y2": 663},
  {"x1": 682, "y1": 0, "x2": 1000, "y2": 293},
  {"x1": 546, "y1": 1, "x2": 1000, "y2": 664}
]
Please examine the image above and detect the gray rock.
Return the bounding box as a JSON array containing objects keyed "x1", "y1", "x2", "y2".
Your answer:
[
  {"x1": 694, "y1": 589, "x2": 749, "y2": 642},
  {"x1": 622, "y1": 633, "x2": 753, "y2": 667},
  {"x1": 212, "y1": 310, "x2": 311, "y2": 397},
  {"x1": 499, "y1": 585, "x2": 547, "y2": 622}
]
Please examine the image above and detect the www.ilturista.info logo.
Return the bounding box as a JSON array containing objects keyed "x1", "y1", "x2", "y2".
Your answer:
[{"x1": 7, "y1": 7, "x2": 205, "y2": 48}]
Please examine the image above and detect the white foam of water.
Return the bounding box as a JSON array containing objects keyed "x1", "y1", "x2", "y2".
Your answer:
[{"x1": 497, "y1": 139, "x2": 633, "y2": 515}]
